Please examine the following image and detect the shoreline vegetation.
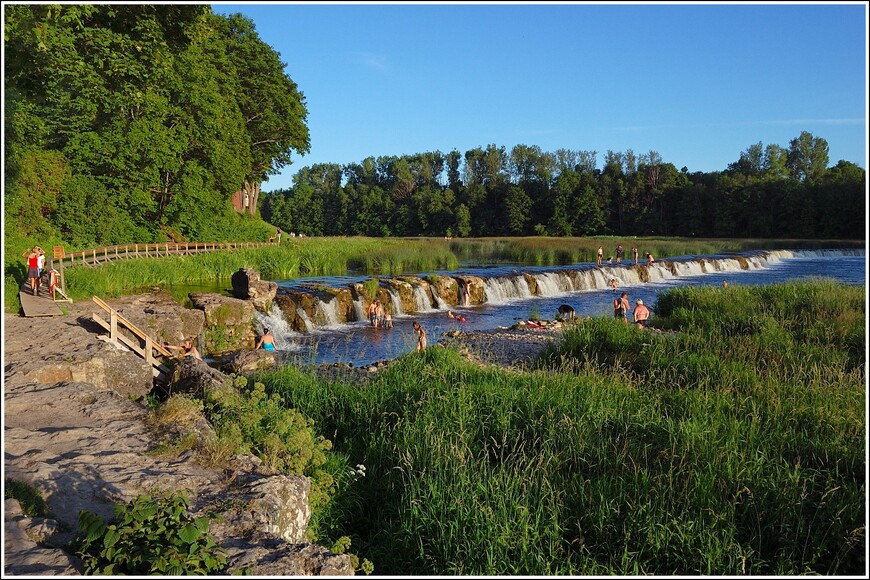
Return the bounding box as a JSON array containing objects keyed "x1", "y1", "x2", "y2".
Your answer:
[
  {"x1": 4, "y1": 236, "x2": 864, "y2": 313},
  {"x1": 228, "y1": 278, "x2": 862, "y2": 575}
]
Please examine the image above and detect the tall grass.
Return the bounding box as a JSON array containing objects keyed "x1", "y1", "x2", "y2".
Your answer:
[{"x1": 254, "y1": 280, "x2": 864, "y2": 575}]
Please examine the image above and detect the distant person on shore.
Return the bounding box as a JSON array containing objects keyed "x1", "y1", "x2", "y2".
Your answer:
[
  {"x1": 632, "y1": 246, "x2": 639, "y2": 264},
  {"x1": 633, "y1": 299, "x2": 650, "y2": 329},
  {"x1": 597, "y1": 246, "x2": 604, "y2": 265},
  {"x1": 22, "y1": 246, "x2": 41, "y2": 296},
  {"x1": 616, "y1": 244, "x2": 625, "y2": 263},
  {"x1": 413, "y1": 321, "x2": 427, "y2": 351},
  {"x1": 257, "y1": 328, "x2": 277, "y2": 351},
  {"x1": 276, "y1": 228, "x2": 282, "y2": 244},
  {"x1": 165, "y1": 338, "x2": 202, "y2": 360}
]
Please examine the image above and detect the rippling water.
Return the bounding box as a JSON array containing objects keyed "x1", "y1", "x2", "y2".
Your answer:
[{"x1": 266, "y1": 252, "x2": 866, "y2": 368}]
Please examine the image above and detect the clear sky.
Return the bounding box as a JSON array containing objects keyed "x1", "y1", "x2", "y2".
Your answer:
[{"x1": 212, "y1": 1, "x2": 868, "y2": 192}]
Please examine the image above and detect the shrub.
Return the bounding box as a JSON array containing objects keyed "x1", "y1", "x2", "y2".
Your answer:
[{"x1": 75, "y1": 490, "x2": 227, "y2": 575}]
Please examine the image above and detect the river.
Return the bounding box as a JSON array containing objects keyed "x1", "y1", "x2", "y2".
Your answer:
[{"x1": 254, "y1": 249, "x2": 865, "y2": 368}]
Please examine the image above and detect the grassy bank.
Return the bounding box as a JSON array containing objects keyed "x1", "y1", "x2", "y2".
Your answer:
[
  {"x1": 5, "y1": 235, "x2": 862, "y2": 313},
  {"x1": 253, "y1": 279, "x2": 864, "y2": 575}
]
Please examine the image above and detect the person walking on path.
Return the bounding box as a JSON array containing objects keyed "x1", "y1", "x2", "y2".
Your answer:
[
  {"x1": 413, "y1": 321, "x2": 428, "y2": 351},
  {"x1": 22, "y1": 247, "x2": 41, "y2": 296},
  {"x1": 256, "y1": 328, "x2": 277, "y2": 351},
  {"x1": 597, "y1": 246, "x2": 604, "y2": 265},
  {"x1": 633, "y1": 299, "x2": 650, "y2": 329}
]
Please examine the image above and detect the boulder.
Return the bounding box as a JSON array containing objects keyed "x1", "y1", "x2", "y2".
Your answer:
[
  {"x1": 223, "y1": 350, "x2": 279, "y2": 374},
  {"x1": 429, "y1": 275, "x2": 460, "y2": 306},
  {"x1": 112, "y1": 290, "x2": 205, "y2": 346},
  {"x1": 12, "y1": 330, "x2": 153, "y2": 400},
  {"x1": 168, "y1": 356, "x2": 232, "y2": 394},
  {"x1": 189, "y1": 293, "x2": 256, "y2": 354},
  {"x1": 231, "y1": 268, "x2": 278, "y2": 312}
]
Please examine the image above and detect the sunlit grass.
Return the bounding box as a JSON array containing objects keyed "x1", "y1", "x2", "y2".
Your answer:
[{"x1": 253, "y1": 280, "x2": 864, "y2": 575}]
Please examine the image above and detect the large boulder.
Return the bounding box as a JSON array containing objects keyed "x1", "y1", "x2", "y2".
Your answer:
[
  {"x1": 222, "y1": 350, "x2": 280, "y2": 374},
  {"x1": 168, "y1": 356, "x2": 232, "y2": 394},
  {"x1": 231, "y1": 268, "x2": 278, "y2": 312},
  {"x1": 189, "y1": 293, "x2": 256, "y2": 354},
  {"x1": 8, "y1": 330, "x2": 154, "y2": 400},
  {"x1": 429, "y1": 275, "x2": 460, "y2": 306},
  {"x1": 111, "y1": 290, "x2": 205, "y2": 346}
]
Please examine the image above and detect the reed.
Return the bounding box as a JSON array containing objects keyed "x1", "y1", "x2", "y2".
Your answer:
[{"x1": 254, "y1": 280, "x2": 864, "y2": 575}]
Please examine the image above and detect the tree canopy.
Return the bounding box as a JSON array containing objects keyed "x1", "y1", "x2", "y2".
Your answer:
[{"x1": 4, "y1": 4, "x2": 309, "y2": 246}]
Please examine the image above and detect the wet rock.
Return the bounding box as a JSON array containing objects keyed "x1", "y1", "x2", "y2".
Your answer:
[{"x1": 231, "y1": 268, "x2": 278, "y2": 312}]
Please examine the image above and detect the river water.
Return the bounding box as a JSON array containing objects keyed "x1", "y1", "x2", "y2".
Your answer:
[{"x1": 257, "y1": 250, "x2": 865, "y2": 368}]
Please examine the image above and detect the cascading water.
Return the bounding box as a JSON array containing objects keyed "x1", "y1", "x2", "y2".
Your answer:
[
  {"x1": 315, "y1": 297, "x2": 342, "y2": 328},
  {"x1": 430, "y1": 286, "x2": 450, "y2": 309},
  {"x1": 254, "y1": 303, "x2": 300, "y2": 351},
  {"x1": 412, "y1": 285, "x2": 437, "y2": 312},
  {"x1": 484, "y1": 276, "x2": 532, "y2": 304}
]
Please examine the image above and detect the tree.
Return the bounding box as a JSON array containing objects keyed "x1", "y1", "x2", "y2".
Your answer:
[
  {"x1": 786, "y1": 131, "x2": 829, "y2": 184},
  {"x1": 220, "y1": 13, "x2": 310, "y2": 216}
]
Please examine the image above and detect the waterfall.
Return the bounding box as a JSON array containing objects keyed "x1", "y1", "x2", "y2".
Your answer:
[
  {"x1": 385, "y1": 287, "x2": 405, "y2": 317},
  {"x1": 412, "y1": 285, "x2": 436, "y2": 312},
  {"x1": 315, "y1": 297, "x2": 342, "y2": 328},
  {"x1": 352, "y1": 296, "x2": 367, "y2": 322},
  {"x1": 484, "y1": 276, "x2": 532, "y2": 304},
  {"x1": 296, "y1": 308, "x2": 315, "y2": 333},
  {"x1": 430, "y1": 285, "x2": 449, "y2": 309},
  {"x1": 532, "y1": 272, "x2": 573, "y2": 296},
  {"x1": 254, "y1": 303, "x2": 300, "y2": 351}
]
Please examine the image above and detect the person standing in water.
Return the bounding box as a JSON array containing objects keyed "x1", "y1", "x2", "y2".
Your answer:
[
  {"x1": 633, "y1": 299, "x2": 651, "y2": 329},
  {"x1": 596, "y1": 246, "x2": 604, "y2": 265},
  {"x1": 413, "y1": 321, "x2": 427, "y2": 351}
]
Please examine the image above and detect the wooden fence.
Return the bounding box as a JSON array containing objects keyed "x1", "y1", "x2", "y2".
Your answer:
[{"x1": 54, "y1": 241, "x2": 272, "y2": 269}]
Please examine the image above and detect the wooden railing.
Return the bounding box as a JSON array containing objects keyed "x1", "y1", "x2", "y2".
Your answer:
[
  {"x1": 55, "y1": 241, "x2": 273, "y2": 269},
  {"x1": 91, "y1": 295, "x2": 175, "y2": 382}
]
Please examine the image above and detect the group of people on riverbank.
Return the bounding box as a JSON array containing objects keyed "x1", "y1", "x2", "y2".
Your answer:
[{"x1": 597, "y1": 244, "x2": 652, "y2": 266}]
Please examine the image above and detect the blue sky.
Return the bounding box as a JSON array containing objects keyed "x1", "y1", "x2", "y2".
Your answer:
[{"x1": 212, "y1": 1, "x2": 868, "y2": 192}]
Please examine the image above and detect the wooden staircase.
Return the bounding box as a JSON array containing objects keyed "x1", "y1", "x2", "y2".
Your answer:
[{"x1": 91, "y1": 296, "x2": 174, "y2": 383}]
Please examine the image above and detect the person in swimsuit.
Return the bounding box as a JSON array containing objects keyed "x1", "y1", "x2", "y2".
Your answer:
[
  {"x1": 633, "y1": 299, "x2": 651, "y2": 329},
  {"x1": 597, "y1": 246, "x2": 604, "y2": 265},
  {"x1": 257, "y1": 328, "x2": 277, "y2": 351},
  {"x1": 165, "y1": 338, "x2": 202, "y2": 360},
  {"x1": 413, "y1": 321, "x2": 427, "y2": 351}
]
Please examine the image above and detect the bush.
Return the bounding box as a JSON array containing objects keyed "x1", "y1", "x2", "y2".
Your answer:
[{"x1": 75, "y1": 490, "x2": 227, "y2": 575}]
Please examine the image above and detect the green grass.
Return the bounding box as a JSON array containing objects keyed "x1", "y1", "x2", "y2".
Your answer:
[{"x1": 251, "y1": 280, "x2": 864, "y2": 575}]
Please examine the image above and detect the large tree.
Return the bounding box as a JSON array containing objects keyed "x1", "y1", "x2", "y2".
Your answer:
[{"x1": 219, "y1": 13, "x2": 310, "y2": 217}]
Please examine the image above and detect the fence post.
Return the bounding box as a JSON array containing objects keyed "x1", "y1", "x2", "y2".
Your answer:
[{"x1": 110, "y1": 311, "x2": 118, "y2": 344}]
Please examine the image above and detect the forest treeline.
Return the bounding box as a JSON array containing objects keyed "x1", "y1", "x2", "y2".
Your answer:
[
  {"x1": 4, "y1": 4, "x2": 865, "y2": 252},
  {"x1": 262, "y1": 139, "x2": 865, "y2": 240}
]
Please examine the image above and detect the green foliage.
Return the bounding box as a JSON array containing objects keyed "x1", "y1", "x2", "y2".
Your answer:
[
  {"x1": 251, "y1": 281, "x2": 864, "y2": 576},
  {"x1": 75, "y1": 491, "x2": 227, "y2": 575},
  {"x1": 4, "y1": 479, "x2": 52, "y2": 518},
  {"x1": 202, "y1": 381, "x2": 336, "y2": 512}
]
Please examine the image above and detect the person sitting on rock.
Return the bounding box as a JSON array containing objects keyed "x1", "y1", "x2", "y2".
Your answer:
[
  {"x1": 164, "y1": 338, "x2": 202, "y2": 360},
  {"x1": 257, "y1": 328, "x2": 277, "y2": 351}
]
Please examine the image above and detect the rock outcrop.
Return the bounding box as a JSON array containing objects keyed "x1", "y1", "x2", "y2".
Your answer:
[
  {"x1": 189, "y1": 292, "x2": 257, "y2": 354},
  {"x1": 3, "y1": 299, "x2": 352, "y2": 577},
  {"x1": 231, "y1": 267, "x2": 278, "y2": 312}
]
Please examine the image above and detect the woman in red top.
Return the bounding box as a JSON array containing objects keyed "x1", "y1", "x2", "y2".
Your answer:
[{"x1": 22, "y1": 247, "x2": 40, "y2": 296}]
